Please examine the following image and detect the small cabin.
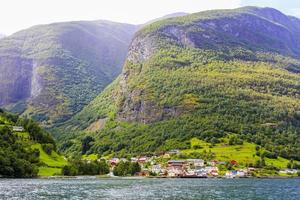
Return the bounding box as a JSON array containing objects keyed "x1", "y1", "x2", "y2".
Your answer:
[{"x1": 12, "y1": 126, "x2": 25, "y2": 132}]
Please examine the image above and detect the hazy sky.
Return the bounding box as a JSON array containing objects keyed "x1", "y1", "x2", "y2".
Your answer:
[
  {"x1": 0, "y1": 0, "x2": 299, "y2": 35},
  {"x1": 241, "y1": 0, "x2": 300, "y2": 17}
]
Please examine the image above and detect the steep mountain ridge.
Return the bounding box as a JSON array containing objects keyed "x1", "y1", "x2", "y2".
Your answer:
[
  {"x1": 58, "y1": 7, "x2": 300, "y2": 160},
  {"x1": 139, "y1": 7, "x2": 300, "y2": 59},
  {"x1": 0, "y1": 20, "x2": 138, "y2": 125},
  {"x1": 245, "y1": 7, "x2": 300, "y2": 32}
]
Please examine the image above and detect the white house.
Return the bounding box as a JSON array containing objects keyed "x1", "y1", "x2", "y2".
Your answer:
[
  {"x1": 12, "y1": 126, "x2": 25, "y2": 132},
  {"x1": 151, "y1": 164, "x2": 165, "y2": 175},
  {"x1": 187, "y1": 159, "x2": 205, "y2": 168}
]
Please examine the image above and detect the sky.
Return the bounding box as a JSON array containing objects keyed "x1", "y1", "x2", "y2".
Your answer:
[
  {"x1": 0, "y1": 0, "x2": 299, "y2": 35},
  {"x1": 240, "y1": 0, "x2": 300, "y2": 17}
]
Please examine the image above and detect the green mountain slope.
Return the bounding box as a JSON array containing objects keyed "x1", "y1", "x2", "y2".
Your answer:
[
  {"x1": 0, "y1": 20, "x2": 137, "y2": 126},
  {"x1": 182, "y1": 138, "x2": 300, "y2": 171},
  {"x1": 0, "y1": 109, "x2": 66, "y2": 177},
  {"x1": 57, "y1": 7, "x2": 300, "y2": 161}
]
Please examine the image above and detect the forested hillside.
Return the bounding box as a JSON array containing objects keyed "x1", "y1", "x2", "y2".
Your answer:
[
  {"x1": 57, "y1": 7, "x2": 300, "y2": 162},
  {"x1": 0, "y1": 20, "x2": 137, "y2": 126},
  {"x1": 0, "y1": 109, "x2": 66, "y2": 177}
]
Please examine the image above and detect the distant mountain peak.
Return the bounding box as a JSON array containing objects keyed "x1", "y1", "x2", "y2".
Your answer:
[
  {"x1": 144, "y1": 12, "x2": 189, "y2": 25},
  {"x1": 243, "y1": 6, "x2": 291, "y2": 20},
  {"x1": 242, "y1": 6, "x2": 300, "y2": 33}
]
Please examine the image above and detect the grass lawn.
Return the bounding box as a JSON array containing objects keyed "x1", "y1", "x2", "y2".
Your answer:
[
  {"x1": 31, "y1": 144, "x2": 68, "y2": 167},
  {"x1": 82, "y1": 154, "x2": 98, "y2": 161},
  {"x1": 38, "y1": 167, "x2": 62, "y2": 176},
  {"x1": 15, "y1": 132, "x2": 30, "y2": 141},
  {"x1": 265, "y1": 157, "x2": 290, "y2": 169}
]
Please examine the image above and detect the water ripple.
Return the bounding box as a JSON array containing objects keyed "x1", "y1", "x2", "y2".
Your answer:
[{"x1": 0, "y1": 178, "x2": 299, "y2": 200}]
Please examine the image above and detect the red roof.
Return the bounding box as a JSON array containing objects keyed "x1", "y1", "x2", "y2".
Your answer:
[{"x1": 230, "y1": 160, "x2": 238, "y2": 165}]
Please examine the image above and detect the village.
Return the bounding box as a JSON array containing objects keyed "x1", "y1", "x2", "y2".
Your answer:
[
  {"x1": 106, "y1": 149, "x2": 253, "y2": 178},
  {"x1": 9, "y1": 126, "x2": 299, "y2": 178},
  {"x1": 6, "y1": 125, "x2": 252, "y2": 178}
]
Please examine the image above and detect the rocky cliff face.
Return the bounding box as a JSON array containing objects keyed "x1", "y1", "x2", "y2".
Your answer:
[
  {"x1": 114, "y1": 7, "x2": 300, "y2": 124},
  {"x1": 0, "y1": 57, "x2": 32, "y2": 105}
]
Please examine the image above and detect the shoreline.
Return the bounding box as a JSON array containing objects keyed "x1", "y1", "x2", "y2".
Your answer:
[
  {"x1": 34, "y1": 175, "x2": 300, "y2": 180},
  {"x1": 2, "y1": 174, "x2": 299, "y2": 180}
]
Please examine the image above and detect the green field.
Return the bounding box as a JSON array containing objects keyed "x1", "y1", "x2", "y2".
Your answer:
[
  {"x1": 38, "y1": 167, "x2": 62, "y2": 176},
  {"x1": 82, "y1": 154, "x2": 98, "y2": 161},
  {"x1": 31, "y1": 144, "x2": 68, "y2": 176},
  {"x1": 15, "y1": 132, "x2": 30, "y2": 141},
  {"x1": 31, "y1": 144, "x2": 68, "y2": 167},
  {"x1": 182, "y1": 138, "x2": 295, "y2": 169}
]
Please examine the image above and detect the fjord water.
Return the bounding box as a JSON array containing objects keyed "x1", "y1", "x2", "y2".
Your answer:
[{"x1": 0, "y1": 178, "x2": 299, "y2": 199}]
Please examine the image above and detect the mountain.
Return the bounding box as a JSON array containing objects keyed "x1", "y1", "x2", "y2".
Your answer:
[
  {"x1": 0, "y1": 20, "x2": 138, "y2": 126},
  {"x1": 144, "y1": 12, "x2": 189, "y2": 25},
  {"x1": 0, "y1": 109, "x2": 66, "y2": 177},
  {"x1": 58, "y1": 7, "x2": 300, "y2": 161},
  {"x1": 0, "y1": 33, "x2": 5, "y2": 39}
]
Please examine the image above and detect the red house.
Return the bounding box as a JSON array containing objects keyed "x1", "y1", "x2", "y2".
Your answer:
[{"x1": 230, "y1": 160, "x2": 238, "y2": 166}]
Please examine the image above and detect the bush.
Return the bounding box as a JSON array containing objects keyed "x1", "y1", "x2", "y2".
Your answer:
[
  {"x1": 287, "y1": 161, "x2": 300, "y2": 169},
  {"x1": 255, "y1": 158, "x2": 266, "y2": 168},
  {"x1": 63, "y1": 159, "x2": 110, "y2": 176},
  {"x1": 62, "y1": 165, "x2": 78, "y2": 176},
  {"x1": 192, "y1": 144, "x2": 202, "y2": 149},
  {"x1": 113, "y1": 161, "x2": 141, "y2": 176},
  {"x1": 261, "y1": 151, "x2": 277, "y2": 159},
  {"x1": 98, "y1": 160, "x2": 110, "y2": 175},
  {"x1": 228, "y1": 136, "x2": 243, "y2": 145},
  {"x1": 264, "y1": 165, "x2": 278, "y2": 171},
  {"x1": 42, "y1": 144, "x2": 55, "y2": 155},
  {"x1": 81, "y1": 136, "x2": 94, "y2": 155}
]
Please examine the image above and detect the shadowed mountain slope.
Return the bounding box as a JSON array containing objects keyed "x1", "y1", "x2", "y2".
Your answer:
[{"x1": 0, "y1": 20, "x2": 138, "y2": 125}]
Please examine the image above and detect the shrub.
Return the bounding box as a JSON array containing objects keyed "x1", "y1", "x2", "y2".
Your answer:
[
  {"x1": 62, "y1": 165, "x2": 78, "y2": 176},
  {"x1": 42, "y1": 144, "x2": 55, "y2": 155},
  {"x1": 113, "y1": 161, "x2": 141, "y2": 176}
]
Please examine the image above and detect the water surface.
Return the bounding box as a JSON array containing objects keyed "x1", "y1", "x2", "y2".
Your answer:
[{"x1": 0, "y1": 178, "x2": 299, "y2": 199}]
